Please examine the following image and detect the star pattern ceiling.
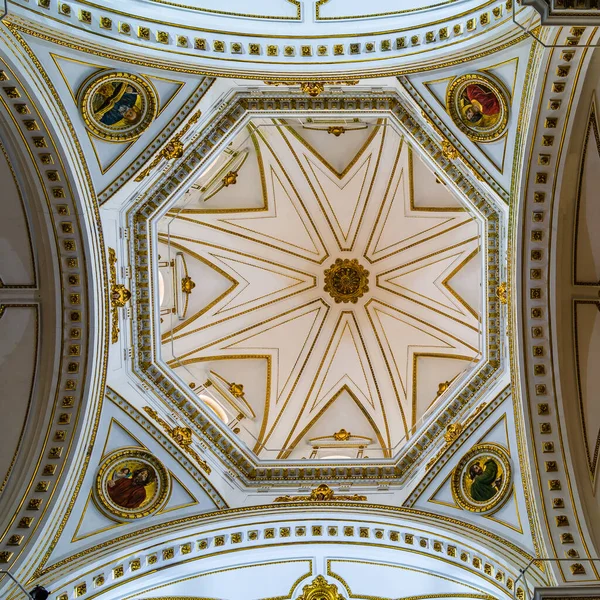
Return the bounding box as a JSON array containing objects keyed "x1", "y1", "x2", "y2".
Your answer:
[{"x1": 157, "y1": 117, "x2": 483, "y2": 460}]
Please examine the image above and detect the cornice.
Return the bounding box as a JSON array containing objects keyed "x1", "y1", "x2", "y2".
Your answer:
[{"x1": 3, "y1": 4, "x2": 532, "y2": 79}]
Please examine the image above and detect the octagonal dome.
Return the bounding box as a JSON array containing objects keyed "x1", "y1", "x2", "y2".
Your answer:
[{"x1": 153, "y1": 114, "x2": 485, "y2": 462}]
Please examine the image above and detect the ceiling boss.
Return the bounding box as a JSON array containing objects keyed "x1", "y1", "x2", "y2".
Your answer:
[{"x1": 323, "y1": 258, "x2": 370, "y2": 304}]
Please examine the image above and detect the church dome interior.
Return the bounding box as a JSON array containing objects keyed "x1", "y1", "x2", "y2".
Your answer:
[{"x1": 0, "y1": 1, "x2": 600, "y2": 599}]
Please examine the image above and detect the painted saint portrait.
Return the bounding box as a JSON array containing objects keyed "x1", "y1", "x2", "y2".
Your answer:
[
  {"x1": 459, "y1": 83, "x2": 501, "y2": 129},
  {"x1": 466, "y1": 456, "x2": 503, "y2": 502},
  {"x1": 446, "y1": 73, "x2": 509, "y2": 143},
  {"x1": 95, "y1": 448, "x2": 170, "y2": 520},
  {"x1": 107, "y1": 464, "x2": 156, "y2": 510},
  {"x1": 451, "y1": 443, "x2": 512, "y2": 514},
  {"x1": 79, "y1": 72, "x2": 157, "y2": 142}
]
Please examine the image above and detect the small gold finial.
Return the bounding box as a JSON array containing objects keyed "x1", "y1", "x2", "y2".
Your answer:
[
  {"x1": 229, "y1": 382, "x2": 244, "y2": 398},
  {"x1": 436, "y1": 381, "x2": 451, "y2": 397},
  {"x1": 222, "y1": 171, "x2": 238, "y2": 187},
  {"x1": 327, "y1": 125, "x2": 346, "y2": 137},
  {"x1": 181, "y1": 276, "x2": 196, "y2": 294},
  {"x1": 333, "y1": 428, "x2": 351, "y2": 441}
]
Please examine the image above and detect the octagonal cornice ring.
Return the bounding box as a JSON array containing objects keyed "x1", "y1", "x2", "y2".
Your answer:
[{"x1": 125, "y1": 90, "x2": 506, "y2": 488}]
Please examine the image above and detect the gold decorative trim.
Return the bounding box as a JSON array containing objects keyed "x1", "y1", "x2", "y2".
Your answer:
[
  {"x1": 109, "y1": 248, "x2": 130, "y2": 344},
  {"x1": 135, "y1": 110, "x2": 202, "y2": 180}
]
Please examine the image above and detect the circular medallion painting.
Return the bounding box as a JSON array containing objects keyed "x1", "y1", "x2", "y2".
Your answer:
[
  {"x1": 78, "y1": 72, "x2": 157, "y2": 142},
  {"x1": 446, "y1": 73, "x2": 509, "y2": 143},
  {"x1": 451, "y1": 443, "x2": 512, "y2": 514},
  {"x1": 94, "y1": 448, "x2": 170, "y2": 520}
]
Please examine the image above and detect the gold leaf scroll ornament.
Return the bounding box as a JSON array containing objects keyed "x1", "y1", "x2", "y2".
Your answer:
[{"x1": 143, "y1": 407, "x2": 211, "y2": 474}]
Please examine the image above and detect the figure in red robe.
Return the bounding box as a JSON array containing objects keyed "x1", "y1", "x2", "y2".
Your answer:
[
  {"x1": 460, "y1": 84, "x2": 501, "y2": 127},
  {"x1": 107, "y1": 467, "x2": 154, "y2": 509}
]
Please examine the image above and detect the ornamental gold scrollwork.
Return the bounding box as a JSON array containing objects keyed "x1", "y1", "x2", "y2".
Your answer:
[
  {"x1": 109, "y1": 248, "x2": 131, "y2": 344},
  {"x1": 263, "y1": 80, "x2": 358, "y2": 97},
  {"x1": 441, "y1": 139, "x2": 459, "y2": 159},
  {"x1": 426, "y1": 402, "x2": 488, "y2": 470},
  {"x1": 297, "y1": 575, "x2": 346, "y2": 600},
  {"x1": 135, "y1": 110, "x2": 201, "y2": 181},
  {"x1": 274, "y1": 483, "x2": 366, "y2": 503},
  {"x1": 143, "y1": 406, "x2": 211, "y2": 474}
]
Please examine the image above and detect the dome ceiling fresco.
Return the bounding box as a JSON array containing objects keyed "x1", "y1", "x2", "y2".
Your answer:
[{"x1": 157, "y1": 117, "x2": 483, "y2": 460}]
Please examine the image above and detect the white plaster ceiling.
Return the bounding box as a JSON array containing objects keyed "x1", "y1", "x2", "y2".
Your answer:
[{"x1": 158, "y1": 117, "x2": 483, "y2": 460}]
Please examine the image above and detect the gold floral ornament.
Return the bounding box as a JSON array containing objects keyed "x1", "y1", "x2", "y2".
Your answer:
[
  {"x1": 94, "y1": 448, "x2": 170, "y2": 520},
  {"x1": 143, "y1": 407, "x2": 211, "y2": 474},
  {"x1": 297, "y1": 575, "x2": 346, "y2": 600},
  {"x1": 181, "y1": 276, "x2": 196, "y2": 294},
  {"x1": 451, "y1": 443, "x2": 512, "y2": 514},
  {"x1": 274, "y1": 483, "x2": 366, "y2": 503},
  {"x1": 324, "y1": 258, "x2": 369, "y2": 303},
  {"x1": 109, "y1": 248, "x2": 131, "y2": 344},
  {"x1": 134, "y1": 110, "x2": 201, "y2": 180},
  {"x1": 78, "y1": 71, "x2": 157, "y2": 142},
  {"x1": 445, "y1": 73, "x2": 510, "y2": 143}
]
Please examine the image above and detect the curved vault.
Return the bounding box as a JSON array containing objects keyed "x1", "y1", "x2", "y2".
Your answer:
[{"x1": 127, "y1": 92, "x2": 505, "y2": 485}]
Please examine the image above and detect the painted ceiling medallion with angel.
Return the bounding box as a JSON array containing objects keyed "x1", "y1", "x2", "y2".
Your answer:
[
  {"x1": 78, "y1": 71, "x2": 158, "y2": 142},
  {"x1": 446, "y1": 72, "x2": 510, "y2": 143},
  {"x1": 154, "y1": 116, "x2": 486, "y2": 461}
]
